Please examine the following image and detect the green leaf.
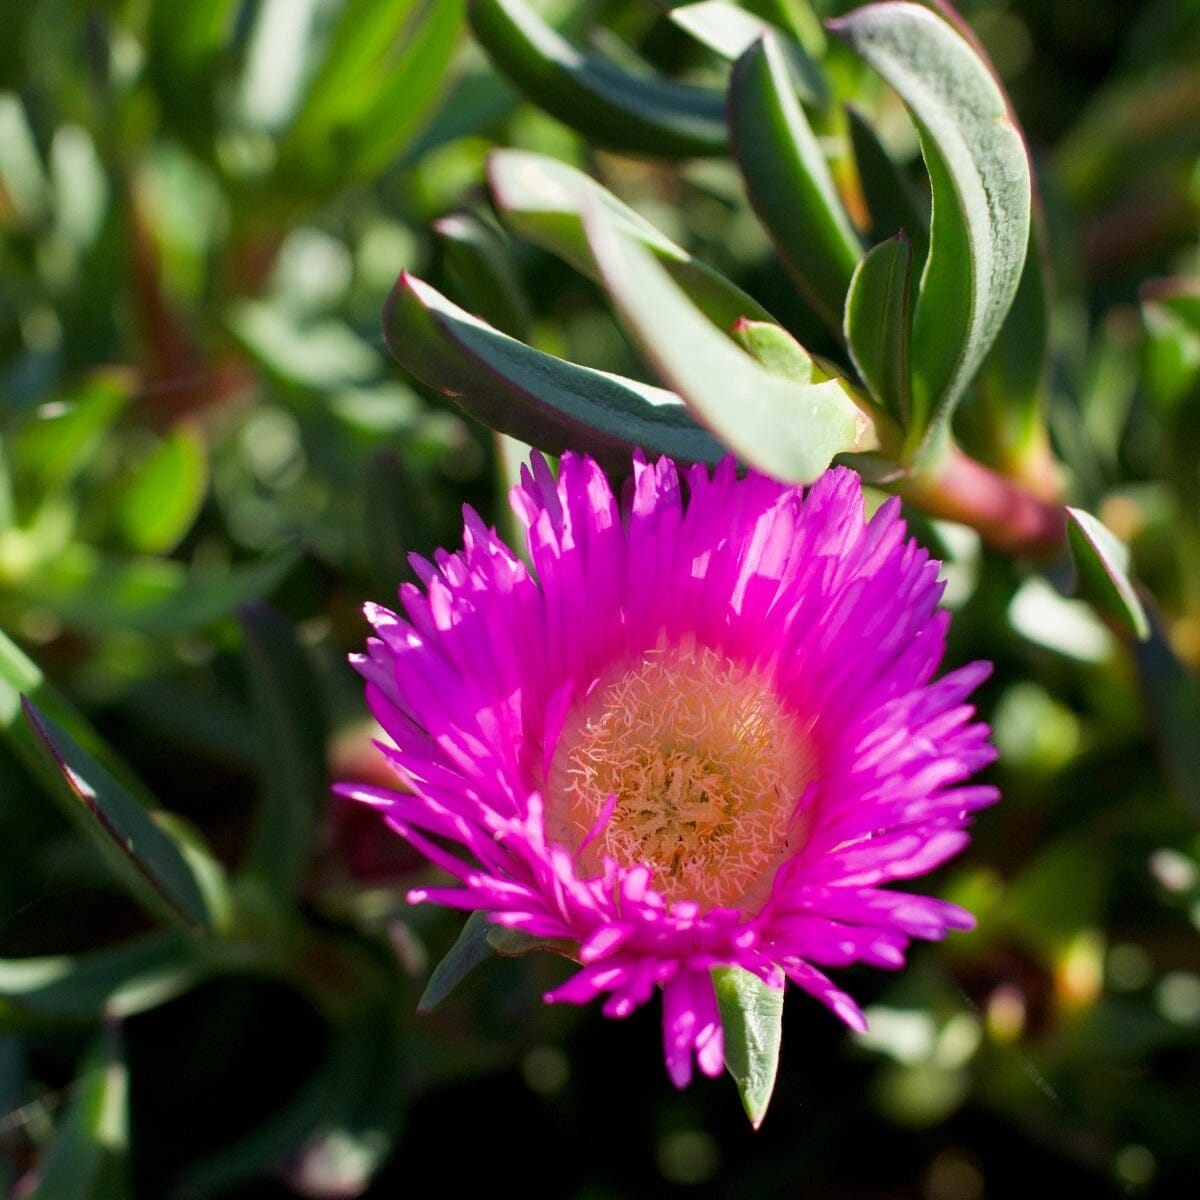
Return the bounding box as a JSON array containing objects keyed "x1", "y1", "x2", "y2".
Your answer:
[
  {"x1": 10, "y1": 545, "x2": 300, "y2": 636},
  {"x1": 728, "y1": 33, "x2": 862, "y2": 332},
  {"x1": 417, "y1": 910, "x2": 493, "y2": 1014},
  {"x1": 341, "y1": 0, "x2": 466, "y2": 179},
  {"x1": 115, "y1": 426, "x2": 208, "y2": 554},
  {"x1": 433, "y1": 211, "x2": 532, "y2": 339},
  {"x1": 22, "y1": 698, "x2": 212, "y2": 933},
  {"x1": 844, "y1": 231, "x2": 913, "y2": 424},
  {"x1": 732, "y1": 319, "x2": 829, "y2": 384},
  {"x1": 713, "y1": 966, "x2": 784, "y2": 1129},
  {"x1": 845, "y1": 105, "x2": 929, "y2": 262},
  {"x1": 1134, "y1": 613, "x2": 1200, "y2": 825},
  {"x1": 582, "y1": 203, "x2": 878, "y2": 483},
  {"x1": 467, "y1": 0, "x2": 727, "y2": 158},
  {"x1": 1065, "y1": 508, "x2": 1150, "y2": 641},
  {"x1": 28, "y1": 1028, "x2": 129, "y2": 1200},
  {"x1": 831, "y1": 1, "x2": 1031, "y2": 453},
  {"x1": 487, "y1": 149, "x2": 775, "y2": 331},
  {"x1": 382, "y1": 272, "x2": 726, "y2": 474},
  {"x1": 238, "y1": 604, "x2": 330, "y2": 897},
  {"x1": 0, "y1": 933, "x2": 202, "y2": 1023},
  {"x1": 670, "y1": 2, "x2": 828, "y2": 107}
]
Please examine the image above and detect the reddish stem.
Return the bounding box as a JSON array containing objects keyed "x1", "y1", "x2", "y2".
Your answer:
[{"x1": 898, "y1": 443, "x2": 1066, "y2": 559}]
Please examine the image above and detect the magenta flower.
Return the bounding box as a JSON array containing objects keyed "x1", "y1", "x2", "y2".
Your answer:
[{"x1": 342, "y1": 452, "x2": 997, "y2": 1089}]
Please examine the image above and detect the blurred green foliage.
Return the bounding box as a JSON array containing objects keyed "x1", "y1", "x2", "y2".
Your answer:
[{"x1": 1, "y1": 1, "x2": 1199, "y2": 1197}]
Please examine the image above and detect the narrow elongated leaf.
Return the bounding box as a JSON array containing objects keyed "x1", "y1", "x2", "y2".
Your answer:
[
  {"x1": 671, "y1": 2, "x2": 827, "y2": 107},
  {"x1": 383, "y1": 272, "x2": 726, "y2": 473},
  {"x1": 468, "y1": 0, "x2": 726, "y2": 158},
  {"x1": 116, "y1": 426, "x2": 208, "y2": 554},
  {"x1": 28, "y1": 1028, "x2": 129, "y2": 1200},
  {"x1": 845, "y1": 105, "x2": 929, "y2": 262},
  {"x1": 831, "y1": 2, "x2": 1031, "y2": 452},
  {"x1": 433, "y1": 211, "x2": 532, "y2": 339},
  {"x1": 729, "y1": 34, "x2": 862, "y2": 331},
  {"x1": 713, "y1": 966, "x2": 784, "y2": 1129},
  {"x1": 22, "y1": 699, "x2": 212, "y2": 933},
  {"x1": 0, "y1": 933, "x2": 201, "y2": 1022},
  {"x1": 345, "y1": 0, "x2": 466, "y2": 178},
  {"x1": 845, "y1": 231, "x2": 913, "y2": 424},
  {"x1": 487, "y1": 149, "x2": 774, "y2": 331},
  {"x1": 239, "y1": 605, "x2": 329, "y2": 897},
  {"x1": 1135, "y1": 612, "x2": 1200, "y2": 825},
  {"x1": 583, "y1": 205, "x2": 879, "y2": 483},
  {"x1": 1065, "y1": 508, "x2": 1150, "y2": 641},
  {"x1": 417, "y1": 911, "x2": 493, "y2": 1014}
]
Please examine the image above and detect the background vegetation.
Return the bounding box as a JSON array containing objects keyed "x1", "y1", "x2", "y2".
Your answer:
[{"x1": 2, "y1": 1, "x2": 1199, "y2": 1196}]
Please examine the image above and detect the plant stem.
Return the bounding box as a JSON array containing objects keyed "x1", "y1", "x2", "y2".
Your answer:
[{"x1": 898, "y1": 441, "x2": 1066, "y2": 558}]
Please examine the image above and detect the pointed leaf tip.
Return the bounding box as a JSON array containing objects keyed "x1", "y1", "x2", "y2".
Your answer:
[{"x1": 713, "y1": 966, "x2": 784, "y2": 1128}]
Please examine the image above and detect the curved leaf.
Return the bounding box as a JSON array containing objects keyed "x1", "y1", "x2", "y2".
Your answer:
[
  {"x1": 583, "y1": 204, "x2": 881, "y2": 482},
  {"x1": 729, "y1": 34, "x2": 862, "y2": 331},
  {"x1": 22, "y1": 699, "x2": 213, "y2": 933},
  {"x1": 487, "y1": 149, "x2": 774, "y2": 330},
  {"x1": 1065, "y1": 507, "x2": 1150, "y2": 641},
  {"x1": 713, "y1": 966, "x2": 784, "y2": 1129},
  {"x1": 845, "y1": 230, "x2": 913, "y2": 424},
  {"x1": 467, "y1": 0, "x2": 726, "y2": 158},
  {"x1": 382, "y1": 272, "x2": 726, "y2": 473},
  {"x1": 831, "y1": 2, "x2": 1031, "y2": 452},
  {"x1": 417, "y1": 911, "x2": 493, "y2": 1015}
]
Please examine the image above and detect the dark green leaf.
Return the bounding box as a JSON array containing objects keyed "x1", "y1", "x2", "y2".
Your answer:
[
  {"x1": 28, "y1": 1028, "x2": 129, "y2": 1200},
  {"x1": 713, "y1": 966, "x2": 784, "y2": 1129},
  {"x1": 22, "y1": 699, "x2": 212, "y2": 933},
  {"x1": 728, "y1": 33, "x2": 862, "y2": 332},
  {"x1": 845, "y1": 104, "x2": 929, "y2": 262},
  {"x1": 238, "y1": 604, "x2": 329, "y2": 898},
  {"x1": 467, "y1": 0, "x2": 726, "y2": 158},
  {"x1": 1065, "y1": 508, "x2": 1150, "y2": 641},
  {"x1": 382, "y1": 271, "x2": 726, "y2": 474},
  {"x1": 671, "y1": 2, "x2": 828, "y2": 107},
  {"x1": 487, "y1": 149, "x2": 775, "y2": 330},
  {"x1": 844, "y1": 230, "x2": 913, "y2": 424},
  {"x1": 583, "y1": 204, "x2": 879, "y2": 482},
  {"x1": 433, "y1": 211, "x2": 532, "y2": 339},
  {"x1": 831, "y1": 2, "x2": 1031, "y2": 453},
  {"x1": 0, "y1": 933, "x2": 202, "y2": 1023},
  {"x1": 1134, "y1": 611, "x2": 1200, "y2": 825},
  {"x1": 417, "y1": 911, "x2": 493, "y2": 1014}
]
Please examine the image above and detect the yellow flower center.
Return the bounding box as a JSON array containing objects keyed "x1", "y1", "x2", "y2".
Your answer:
[{"x1": 548, "y1": 646, "x2": 816, "y2": 910}]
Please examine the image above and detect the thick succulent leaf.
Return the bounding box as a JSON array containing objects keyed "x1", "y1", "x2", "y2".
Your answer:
[
  {"x1": 732, "y1": 318, "x2": 828, "y2": 384},
  {"x1": 487, "y1": 149, "x2": 774, "y2": 330},
  {"x1": 1065, "y1": 508, "x2": 1150, "y2": 641},
  {"x1": 417, "y1": 911, "x2": 494, "y2": 1015},
  {"x1": 0, "y1": 933, "x2": 202, "y2": 1023},
  {"x1": 115, "y1": 426, "x2": 208, "y2": 555},
  {"x1": 27, "y1": 1029, "x2": 129, "y2": 1200},
  {"x1": 845, "y1": 105, "x2": 929, "y2": 262},
  {"x1": 22, "y1": 699, "x2": 213, "y2": 933},
  {"x1": 844, "y1": 231, "x2": 913, "y2": 424},
  {"x1": 433, "y1": 211, "x2": 532, "y2": 339},
  {"x1": 713, "y1": 966, "x2": 784, "y2": 1129},
  {"x1": 671, "y1": 2, "x2": 827, "y2": 107},
  {"x1": 729, "y1": 34, "x2": 862, "y2": 331},
  {"x1": 1135, "y1": 612, "x2": 1200, "y2": 825},
  {"x1": 382, "y1": 272, "x2": 726, "y2": 473},
  {"x1": 467, "y1": 0, "x2": 726, "y2": 158},
  {"x1": 831, "y1": 2, "x2": 1031, "y2": 452},
  {"x1": 238, "y1": 605, "x2": 330, "y2": 897},
  {"x1": 583, "y1": 204, "x2": 877, "y2": 482}
]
